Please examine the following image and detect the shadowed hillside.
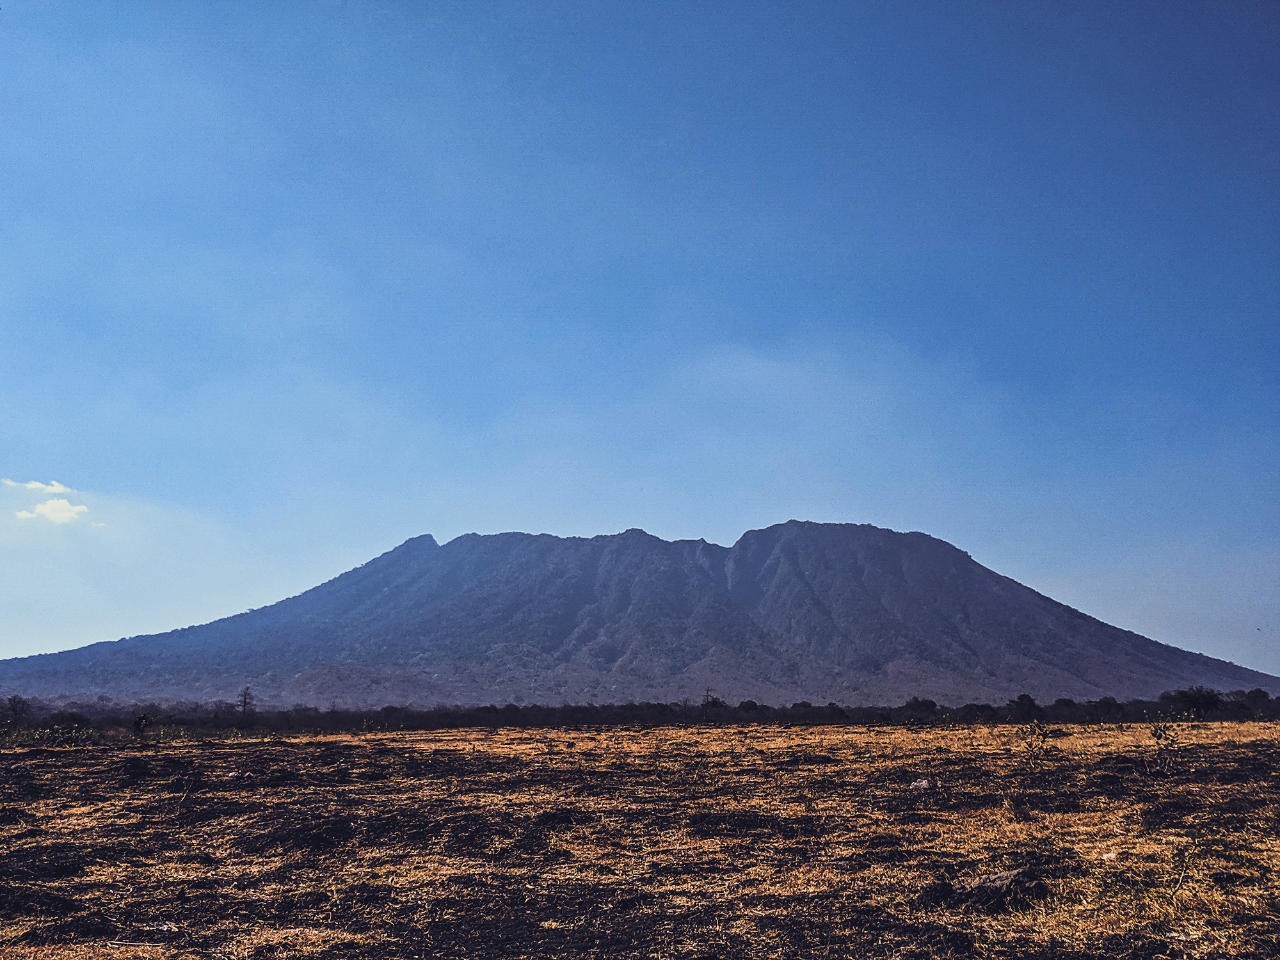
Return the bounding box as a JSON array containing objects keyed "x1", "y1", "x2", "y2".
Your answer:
[{"x1": 2, "y1": 521, "x2": 1275, "y2": 706}]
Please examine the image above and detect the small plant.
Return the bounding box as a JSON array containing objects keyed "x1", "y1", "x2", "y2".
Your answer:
[
  {"x1": 1000, "y1": 719, "x2": 1056, "y2": 816},
  {"x1": 1015, "y1": 719, "x2": 1051, "y2": 770},
  {"x1": 1145, "y1": 718, "x2": 1182, "y2": 775},
  {"x1": 1149, "y1": 720, "x2": 1176, "y2": 745}
]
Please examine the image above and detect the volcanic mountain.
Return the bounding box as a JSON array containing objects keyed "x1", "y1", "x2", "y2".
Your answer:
[{"x1": 2, "y1": 521, "x2": 1275, "y2": 707}]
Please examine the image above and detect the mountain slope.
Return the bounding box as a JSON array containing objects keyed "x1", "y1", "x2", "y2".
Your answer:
[{"x1": 2, "y1": 521, "x2": 1275, "y2": 706}]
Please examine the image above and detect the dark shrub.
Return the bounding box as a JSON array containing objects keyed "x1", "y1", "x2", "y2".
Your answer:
[
  {"x1": 1006, "y1": 693, "x2": 1045, "y2": 723},
  {"x1": 957, "y1": 703, "x2": 996, "y2": 723},
  {"x1": 1159, "y1": 687, "x2": 1224, "y2": 719}
]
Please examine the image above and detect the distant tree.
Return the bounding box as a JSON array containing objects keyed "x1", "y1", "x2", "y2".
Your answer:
[
  {"x1": 737, "y1": 699, "x2": 759, "y2": 712},
  {"x1": 1086, "y1": 696, "x2": 1124, "y2": 723},
  {"x1": 1006, "y1": 693, "x2": 1044, "y2": 723},
  {"x1": 1159, "y1": 687, "x2": 1223, "y2": 720},
  {"x1": 957, "y1": 702, "x2": 997, "y2": 723},
  {"x1": 700, "y1": 688, "x2": 726, "y2": 707},
  {"x1": 1049, "y1": 698, "x2": 1081, "y2": 722},
  {"x1": 700, "y1": 688, "x2": 727, "y2": 718},
  {"x1": 7, "y1": 694, "x2": 29, "y2": 725},
  {"x1": 238, "y1": 686, "x2": 256, "y2": 721},
  {"x1": 133, "y1": 713, "x2": 152, "y2": 738},
  {"x1": 904, "y1": 697, "x2": 938, "y2": 716}
]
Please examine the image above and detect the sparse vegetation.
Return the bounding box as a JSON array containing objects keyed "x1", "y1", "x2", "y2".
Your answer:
[{"x1": 1, "y1": 685, "x2": 1275, "y2": 741}]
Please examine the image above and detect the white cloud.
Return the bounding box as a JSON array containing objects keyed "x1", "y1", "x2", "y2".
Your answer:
[
  {"x1": 17, "y1": 498, "x2": 89, "y2": 524},
  {"x1": 3, "y1": 478, "x2": 71, "y2": 492},
  {"x1": 0, "y1": 489, "x2": 330, "y2": 661}
]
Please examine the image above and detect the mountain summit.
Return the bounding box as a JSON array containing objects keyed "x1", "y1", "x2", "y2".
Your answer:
[{"x1": 3, "y1": 521, "x2": 1275, "y2": 706}]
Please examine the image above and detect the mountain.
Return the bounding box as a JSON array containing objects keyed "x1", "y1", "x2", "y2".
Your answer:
[{"x1": 2, "y1": 521, "x2": 1276, "y2": 707}]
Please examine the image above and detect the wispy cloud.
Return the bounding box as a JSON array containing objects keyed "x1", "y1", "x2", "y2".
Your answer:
[
  {"x1": 3, "y1": 478, "x2": 71, "y2": 493},
  {"x1": 17, "y1": 498, "x2": 89, "y2": 524}
]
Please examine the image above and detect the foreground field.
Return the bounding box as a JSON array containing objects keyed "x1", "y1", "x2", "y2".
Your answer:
[{"x1": 1, "y1": 722, "x2": 1277, "y2": 959}]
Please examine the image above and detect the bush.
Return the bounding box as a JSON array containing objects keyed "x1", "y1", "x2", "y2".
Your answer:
[
  {"x1": 1159, "y1": 687, "x2": 1224, "y2": 720},
  {"x1": 1006, "y1": 694, "x2": 1045, "y2": 723}
]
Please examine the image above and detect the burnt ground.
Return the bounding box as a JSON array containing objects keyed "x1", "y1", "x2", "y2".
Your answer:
[{"x1": 1, "y1": 723, "x2": 1278, "y2": 959}]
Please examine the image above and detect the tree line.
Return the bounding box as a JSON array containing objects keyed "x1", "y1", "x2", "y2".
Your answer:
[{"x1": 2, "y1": 685, "x2": 1276, "y2": 738}]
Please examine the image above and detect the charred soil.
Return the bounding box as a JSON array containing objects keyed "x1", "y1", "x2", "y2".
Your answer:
[{"x1": 1, "y1": 723, "x2": 1278, "y2": 959}]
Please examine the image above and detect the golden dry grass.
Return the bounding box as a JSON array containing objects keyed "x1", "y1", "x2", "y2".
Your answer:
[{"x1": 2, "y1": 722, "x2": 1277, "y2": 958}]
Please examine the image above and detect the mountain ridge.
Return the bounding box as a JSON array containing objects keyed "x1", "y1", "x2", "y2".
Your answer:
[{"x1": 2, "y1": 520, "x2": 1275, "y2": 707}]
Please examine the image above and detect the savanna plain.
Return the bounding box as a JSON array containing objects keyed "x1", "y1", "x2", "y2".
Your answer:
[{"x1": 2, "y1": 721, "x2": 1277, "y2": 959}]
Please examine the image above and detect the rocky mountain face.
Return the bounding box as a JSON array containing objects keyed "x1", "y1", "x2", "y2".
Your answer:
[{"x1": 3, "y1": 521, "x2": 1275, "y2": 707}]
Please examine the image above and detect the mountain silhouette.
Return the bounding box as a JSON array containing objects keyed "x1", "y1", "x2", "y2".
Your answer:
[{"x1": 3, "y1": 521, "x2": 1275, "y2": 706}]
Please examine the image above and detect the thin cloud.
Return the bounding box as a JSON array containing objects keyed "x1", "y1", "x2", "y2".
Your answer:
[
  {"x1": 3, "y1": 479, "x2": 71, "y2": 493},
  {"x1": 17, "y1": 498, "x2": 89, "y2": 524}
]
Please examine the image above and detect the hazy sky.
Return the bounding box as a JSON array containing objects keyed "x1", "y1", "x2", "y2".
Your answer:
[{"x1": 3, "y1": 2, "x2": 1277, "y2": 675}]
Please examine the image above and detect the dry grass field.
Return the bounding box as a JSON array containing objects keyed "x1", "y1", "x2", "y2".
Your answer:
[{"x1": 2, "y1": 722, "x2": 1277, "y2": 959}]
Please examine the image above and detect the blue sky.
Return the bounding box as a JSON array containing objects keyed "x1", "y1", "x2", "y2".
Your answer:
[{"x1": 2, "y1": 1, "x2": 1277, "y2": 675}]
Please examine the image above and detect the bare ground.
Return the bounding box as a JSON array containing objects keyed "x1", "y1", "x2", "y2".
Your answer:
[{"x1": 2, "y1": 722, "x2": 1277, "y2": 959}]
